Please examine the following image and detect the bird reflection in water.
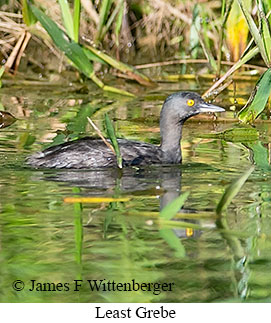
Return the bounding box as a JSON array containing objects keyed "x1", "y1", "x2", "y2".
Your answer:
[{"x1": 36, "y1": 165, "x2": 201, "y2": 239}]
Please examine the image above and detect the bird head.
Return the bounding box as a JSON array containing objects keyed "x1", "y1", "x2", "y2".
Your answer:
[{"x1": 161, "y1": 91, "x2": 225, "y2": 124}]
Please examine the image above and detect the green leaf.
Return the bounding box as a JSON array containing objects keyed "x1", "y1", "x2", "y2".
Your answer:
[
  {"x1": 18, "y1": 132, "x2": 36, "y2": 148},
  {"x1": 237, "y1": 0, "x2": 270, "y2": 66},
  {"x1": 101, "y1": 0, "x2": 124, "y2": 41},
  {"x1": 0, "y1": 65, "x2": 4, "y2": 88},
  {"x1": 65, "y1": 103, "x2": 101, "y2": 134},
  {"x1": 216, "y1": 166, "x2": 254, "y2": 215},
  {"x1": 201, "y1": 10, "x2": 217, "y2": 71},
  {"x1": 96, "y1": 0, "x2": 112, "y2": 42},
  {"x1": 47, "y1": 103, "x2": 102, "y2": 148},
  {"x1": 105, "y1": 113, "x2": 122, "y2": 168},
  {"x1": 30, "y1": 4, "x2": 94, "y2": 78},
  {"x1": 257, "y1": 0, "x2": 271, "y2": 61},
  {"x1": 238, "y1": 68, "x2": 271, "y2": 123},
  {"x1": 21, "y1": 0, "x2": 37, "y2": 26},
  {"x1": 72, "y1": 187, "x2": 83, "y2": 267},
  {"x1": 0, "y1": 65, "x2": 4, "y2": 78},
  {"x1": 160, "y1": 191, "x2": 190, "y2": 220},
  {"x1": 189, "y1": 4, "x2": 201, "y2": 59},
  {"x1": 30, "y1": 4, "x2": 135, "y2": 96},
  {"x1": 159, "y1": 229, "x2": 186, "y2": 258},
  {"x1": 82, "y1": 47, "x2": 107, "y2": 65},
  {"x1": 103, "y1": 85, "x2": 135, "y2": 97},
  {"x1": 58, "y1": 0, "x2": 74, "y2": 40},
  {"x1": 114, "y1": 0, "x2": 124, "y2": 47},
  {"x1": 73, "y1": 0, "x2": 81, "y2": 42},
  {"x1": 245, "y1": 141, "x2": 271, "y2": 170}
]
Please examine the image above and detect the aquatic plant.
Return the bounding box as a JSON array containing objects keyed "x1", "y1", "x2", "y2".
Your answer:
[
  {"x1": 28, "y1": 3, "x2": 140, "y2": 96},
  {"x1": 0, "y1": 65, "x2": 4, "y2": 88},
  {"x1": 216, "y1": 166, "x2": 255, "y2": 216},
  {"x1": 205, "y1": 0, "x2": 271, "y2": 124},
  {"x1": 1, "y1": 0, "x2": 271, "y2": 120}
]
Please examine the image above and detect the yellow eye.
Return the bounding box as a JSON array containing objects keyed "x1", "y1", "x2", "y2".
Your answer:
[{"x1": 187, "y1": 99, "x2": 195, "y2": 107}]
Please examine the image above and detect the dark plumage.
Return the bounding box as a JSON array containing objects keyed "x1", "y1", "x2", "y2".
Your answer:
[{"x1": 27, "y1": 91, "x2": 225, "y2": 169}]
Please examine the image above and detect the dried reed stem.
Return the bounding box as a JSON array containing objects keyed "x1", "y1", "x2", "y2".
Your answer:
[{"x1": 87, "y1": 117, "x2": 115, "y2": 155}]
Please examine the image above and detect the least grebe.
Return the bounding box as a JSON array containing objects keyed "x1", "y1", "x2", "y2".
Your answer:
[{"x1": 27, "y1": 91, "x2": 225, "y2": 168}]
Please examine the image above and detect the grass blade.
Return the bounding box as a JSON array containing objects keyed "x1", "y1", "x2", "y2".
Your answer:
[
  {"x1": 58, "y1": 0, "x2": 74, "y2": 39},
  {"x1": 21, "y1": 0, "x2": 37, "y2": 26},
  {"x1": 189, "y1": 4, "x2": 200, "y2": 59},
  {"x1": 30, "y1": 4, "x2": 94, "y2": 77},
  {"x1": 238, "y1": 68, "x2": 271, "y2": 123},
  {"x1": 96, "y1": 0, "x2": 112, "y2": 42},
  {"x1": 73, "y1": 0, "x2": 81, "y2": 42},
  {"x1": 0, "y1": 65, "x2": 4, "y2": 78},
  {"x1": 101, "y1": 0, "x2": 123, "y2": 41},
  {"x1": 216, "y1": 166, "x2": 254, "y2": 215},
  {"x1": 159, "y1": 229, "x2": 186, "y2": 258},
  {"x1": 160, "y1": 191, "x2": 190, "y2": 221},
  {"x1": 237, "y1": 0, "x2": 270, "y2": 66},
  {"x1": 201, "y1": 11, "x2": 217, "y2": 71},
  {"x1": 49, "y1": 102, "x2": 102, "y2": 147},
  {"x1": 31, "y1": 5, "x2": 134, "y2": 96},
  {"x1": 114, "y1": 0, "x2": 124, "y2": 47},
  {"x1": 103, "y1": 85, "x2": 135, "y2": 97},
  {"x1": 105, "y1": 113, "x2": 122, "y2": 168},
  {"x1": 72, "y1": 187, "x2": 83, "y2": 267},
  {"x1": 216, "y1": 0, "x2": 234, "y2": 77},
  {"x1": 0, "y1": 65, "x2": 4, "y2": 88},
  {"x1": 83, "y1": 47, "x2": 107, "y2": 64},
  {"x1": 18, "y1": 132, "x2": 36, "y2": 148},
  {"x1": 203, "y1": 45, "x2": 259, "y2": 98},
  {"x1": 257, "y1": 0, "x2": 271, "y2": 61}
]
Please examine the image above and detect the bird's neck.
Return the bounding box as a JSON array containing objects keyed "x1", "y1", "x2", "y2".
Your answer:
[{"x1": 160, "y1": 118, "x2": 183, "y2": 164}]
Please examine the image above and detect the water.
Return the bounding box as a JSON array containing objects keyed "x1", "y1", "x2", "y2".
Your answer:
[{"x1": 0, "y1": 82, "x2": 271, "y2": 302}]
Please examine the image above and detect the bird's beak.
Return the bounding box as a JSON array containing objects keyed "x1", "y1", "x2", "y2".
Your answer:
[{"x1": 198, "y1": 102, "x2": 225, "y2": 113}]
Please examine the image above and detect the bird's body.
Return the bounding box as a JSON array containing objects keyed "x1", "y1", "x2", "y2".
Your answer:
[
  {"x1": 27, "y1": 92, "x2": 225, "y2": 169},
  {"x1": 27, "y1": 138, "x2": 162, "y2": 168}
]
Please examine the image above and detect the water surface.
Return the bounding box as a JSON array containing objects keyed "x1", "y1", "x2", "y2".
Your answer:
[{"x1": 0, "y1": 81, "x2": 271, "y2": 302}]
